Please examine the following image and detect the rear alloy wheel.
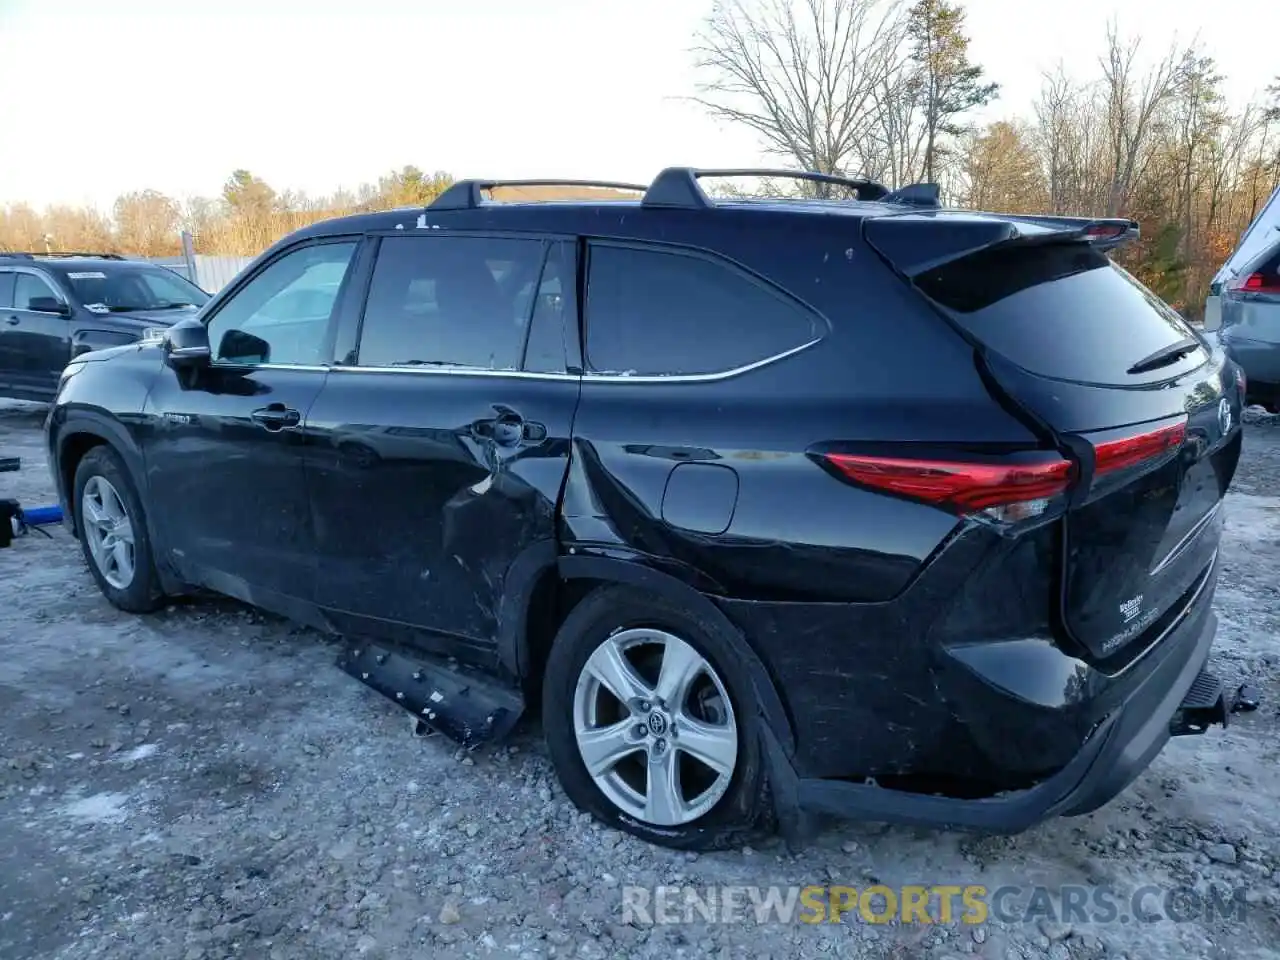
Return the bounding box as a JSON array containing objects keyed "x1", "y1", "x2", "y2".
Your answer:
[
  {"x1": 73, "y1": 446, "x2": 164, "y2": 613},
  {"x1": 543, "y1": 586, "x2": 771, "y2": 850},
  {"x1": 573, "y1": 627, "x2": 738, "y2": 827}
]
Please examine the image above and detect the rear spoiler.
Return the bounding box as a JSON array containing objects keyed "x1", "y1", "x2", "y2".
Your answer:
[
  {"x1": 1000, "y1": 215, "x2": 1140, "y2": 252},
  {"x1": 864, "y1": 213, "x2": 1140, "y2": 277}
]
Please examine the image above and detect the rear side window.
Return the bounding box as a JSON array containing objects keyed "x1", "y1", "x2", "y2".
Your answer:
[
  {"x1": 585, "y1": 243, "x2": 821, "y2": 376},
  {"x1": 0, "y1": 272, "x2": 13, "y2": 308},
  {"x1": 915, "y1": 244, "x2": 1203, "y2": 384},
  {"x1": 358, "y1": 235, "x2": 545, "y2": 370}
]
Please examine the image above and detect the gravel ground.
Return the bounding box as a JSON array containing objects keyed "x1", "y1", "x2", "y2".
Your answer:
[{"x1": 2, "y1": 398, "x2": 1280, "y2": 960}]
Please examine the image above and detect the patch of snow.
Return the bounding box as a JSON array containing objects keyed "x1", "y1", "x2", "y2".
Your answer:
[
  {"x1": 1223, "y1": 493, "x2": 1280, "y2": 544},
  {"x1": 59, "y1": 791, "x2": 130, "y2": 825},
  {"x1": 116, "y1": 743, "x2": 159, "y2": 763}
]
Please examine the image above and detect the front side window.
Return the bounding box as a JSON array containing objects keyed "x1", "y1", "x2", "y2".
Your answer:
[
  {"x1": 357, "y1": 235, "x2": 546, "y2": 370},
  {"x1": 14, "y1": 273, "x2": 62, "y2": 311},
  {"x1": 585, "y1": 243, "x2": 822, "y2": 376},
  {"x1": 59, "y1": 266, "x2": 209, "y2": 312},
  {"x1": 205, "y1": 241, "x2": 357, "y2": 366}
]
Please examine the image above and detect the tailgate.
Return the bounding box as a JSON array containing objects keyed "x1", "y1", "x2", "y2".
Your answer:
[
  {"x1": 982, "y1": 352, "x2": 1238, "y2": 660},
  {"x1": 866, "y1": 213, "x2": 1243, "y2": 661}
]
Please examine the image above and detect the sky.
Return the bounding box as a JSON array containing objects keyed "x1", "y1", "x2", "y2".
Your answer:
[{"x1": 0, "y1": 0, "x2": 1273, "y2": 211}]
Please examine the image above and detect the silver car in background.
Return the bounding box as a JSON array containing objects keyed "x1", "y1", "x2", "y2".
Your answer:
[{"x1": 1207, "y1": 184, "x2": 1280, "y2": 410}]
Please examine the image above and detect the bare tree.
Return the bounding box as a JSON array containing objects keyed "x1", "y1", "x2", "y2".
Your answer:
[
  {"x1": 960, "y1": 120, "x2": 1046, "y2": 212},
  {"x1": 1204, "y1": 106, "x2": 1264, "y2": 237},
  {"x1": 1165, "y1": 50, "x2": 1227, "y2": 260},
  {"x1": 114, "y1": 189, "x2": 181, "y2": 256},
  {"x1": 1100, "y1": 23, "x2": 1185, "y2": 216},
  {"x1": 693, "y1": 0, "x2": 905, "y2": 184},
  {"x1": 869, "y1": 36, "x2": 924, "y2": 186},
  {"x1": 1033, "y1": 66, "x2": 1077, "y2": 213}
]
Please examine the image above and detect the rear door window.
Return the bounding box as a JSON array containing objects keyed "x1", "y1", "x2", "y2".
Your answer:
[
  {"x1": 585, "y1": 243, "x2": 822, "y2": 376},
  {"x1": 0, "y1": 272, "x2": 13, "y2": 309},
  {"x1": 521, "y1": 241, "x2": 576, "y2": 374},
  {"x1": 915, "y1": 244, "x2": 1205, "y2": 385},
  {"x1": 357, "y1": 235, "x2": 546, "y2": 371}
]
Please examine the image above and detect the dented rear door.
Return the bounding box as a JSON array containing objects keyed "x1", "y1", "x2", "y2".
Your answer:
[{"x1": 304, "y1": 234, "x2": 580, "y2": 668}]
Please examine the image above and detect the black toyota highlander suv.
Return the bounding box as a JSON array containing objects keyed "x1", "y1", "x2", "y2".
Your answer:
[
  {"x1": 45, "y1": 169, "x2": 1244, "y2": 849},
  {"x1": 0, "y1": 252, "x2": 209, "y2": 402}
]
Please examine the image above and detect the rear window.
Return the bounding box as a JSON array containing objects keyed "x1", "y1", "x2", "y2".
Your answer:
[
  {"x1": 585, "y1": 243, "x2": 821, "y2": 376},
  {"x1": 915, "y1": 244, "x2": 1204, "y2": 384}
]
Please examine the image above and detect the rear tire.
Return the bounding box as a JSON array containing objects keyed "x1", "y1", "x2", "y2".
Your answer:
[
  {"x1": 73, "y1": 446, "x2": 164, "y2": 613},
  {"x1": 542, "y1": 584, "x2": 772, "y2": 850}
]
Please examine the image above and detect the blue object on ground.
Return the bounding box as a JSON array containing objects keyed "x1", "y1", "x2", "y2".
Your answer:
[{"x1": 22, "y1": 505, "x2": 63, "y2": 526}]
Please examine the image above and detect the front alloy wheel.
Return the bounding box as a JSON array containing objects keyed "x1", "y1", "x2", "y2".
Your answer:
[
  {"x1": 572, "y1": 627, "x2": 739, "y2": 827},
  {"x1": 72, "y1": 445, "x2": 164, "y2": 613},
  {"x1": 81, "y1": 475, "x2": 136, "y2": 589}
]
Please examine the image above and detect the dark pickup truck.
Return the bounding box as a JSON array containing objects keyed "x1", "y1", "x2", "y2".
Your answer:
[{"x1": 0, "y1": 253, "x2": 209, "y2": 402}]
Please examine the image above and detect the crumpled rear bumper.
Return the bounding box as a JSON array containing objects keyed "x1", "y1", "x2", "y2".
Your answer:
[{"x1": 767, "y1": 602, "x2": 1222, "y2": 834}]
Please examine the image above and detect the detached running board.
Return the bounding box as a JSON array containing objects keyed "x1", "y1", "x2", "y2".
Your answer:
[
  {"x1": 338, "y1": 642, "x2": 524, "y2": 747},
  {"x1": 1169, "y1": 669, "x2": 1229, "y2": 737}
]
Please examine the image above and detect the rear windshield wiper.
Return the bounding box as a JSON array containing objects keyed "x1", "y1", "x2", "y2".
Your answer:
[{"x1": 1126, "y1": 337, "x2": 1202, "y2": 375}]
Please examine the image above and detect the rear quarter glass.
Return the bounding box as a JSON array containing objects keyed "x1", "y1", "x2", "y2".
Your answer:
[{"x1": 915, "y1": 244, "x2": 1205, "y2": 385}]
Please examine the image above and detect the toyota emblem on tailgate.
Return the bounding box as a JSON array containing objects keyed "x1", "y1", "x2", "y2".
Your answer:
[{"x1": 1218, "y1": 398, "x2": 1233, "y2": 435}]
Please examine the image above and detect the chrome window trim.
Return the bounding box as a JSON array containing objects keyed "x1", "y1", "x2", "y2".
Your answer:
[
  {"x1": 234, "y1": 363, "x2": 333, "y2": 372},
  {"x1": 324, "y1": 337, "x2": 821, "y2": 384}
]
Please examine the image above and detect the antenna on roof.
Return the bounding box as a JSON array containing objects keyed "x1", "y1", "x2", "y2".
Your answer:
[{"x1": 883, "y1": 183, "x2": 941, "y2": 208}]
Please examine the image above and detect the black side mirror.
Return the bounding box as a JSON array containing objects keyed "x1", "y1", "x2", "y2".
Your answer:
[
  {"x1": 217, "y1": 329, "x2": 270, "y2": 365},
  {"x1": 27, "y1": 296, "x2": 70, "y2": 316},
  {"x1": 163, "y1": 317, "x2": 211, "y2": 369}
]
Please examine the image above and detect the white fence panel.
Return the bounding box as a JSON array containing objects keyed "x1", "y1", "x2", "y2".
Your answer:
[
  {"x1": 143, "y1": 254, "x2": 253, "y2": 294},
  {"x1": 194, "y1": 256, "x2": 253, "y2": 294}
]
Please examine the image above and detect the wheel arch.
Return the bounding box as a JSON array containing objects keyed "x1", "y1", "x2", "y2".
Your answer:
[
  {"x1": 504, "y1": 549, "x2": 796, "y2": 757},
  {"x1": 55, "y1": 414, "x2": 184, "y2": 595},
  {"x1": 56, "y1": 415, "x2": 145, "y2": 536}
]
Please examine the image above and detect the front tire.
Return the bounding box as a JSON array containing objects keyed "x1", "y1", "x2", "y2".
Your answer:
[
  {"x1": 542, "y1": 585, "x2": 771, "y2": 850},
  {"x1": 73, "y1": 446, "x2": 164, "y2": 613}
]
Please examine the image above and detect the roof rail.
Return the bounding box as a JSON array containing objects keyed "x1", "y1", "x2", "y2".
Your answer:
[
  {"x1": 0, "y1": 251, "x2": 127, "y2": 260},
  {"x1": 428, "y1": 179, "x2": 648, "y2": 211},
  {"x1": 641, "y1": 167, "x2": 891, "y2": 209}
]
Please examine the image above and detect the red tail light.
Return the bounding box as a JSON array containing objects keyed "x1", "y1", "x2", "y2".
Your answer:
[
  {"x1": 1228, "y1": 271, "x2": 1280, "y2": 294},
  {"x1": 1084, "y1": 223, "x2": 1125, "y2": 239},
  {"x1": 1092, "y1": 420, "x2": 1186, "y2": 477},
  {"x1": 821, "y1": 454, "x2": 1075, "y2": 514}
]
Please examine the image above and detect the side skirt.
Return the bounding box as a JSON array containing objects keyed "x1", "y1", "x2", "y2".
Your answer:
[{"x1": 338, "y1": 641, "x2": 525, "y2": 748}]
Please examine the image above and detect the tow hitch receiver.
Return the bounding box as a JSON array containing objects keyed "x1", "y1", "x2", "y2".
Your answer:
[
  {"x1": 1169, "y1": 669, "x2": 1230, "y2": 737},
  {"x1": 339, "y1": 643, "x2": 524, "y2": 747}
]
